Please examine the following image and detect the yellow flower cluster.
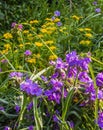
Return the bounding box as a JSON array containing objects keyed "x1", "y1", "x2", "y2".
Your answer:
[
  {"x1": 3, "y1": 33, "x2": 13, "y2": 39},
  {"x1": 49, "y1": 55, "x2": 57, "y2": 60},
  {"x1": 35, "y1": 42, "x2": 43, "y2": 47},
  {"x1": 23, "y1": 30, "x2": 29, "y2": 34},
  {"x1": 26, "y1": 58, "x2": 36, "y2": 64},
  {"x1": 80, "y1": 40, "x2": 91, "y2": 45},
  {"x1": 1, "y1": 44, "x2": 11, "y2": 54},
  {"x1": 79, "y1": 28, "x2": 92, "y2": 32},
  {"x1": 85, "y1": 33, "x2": 93, "y2": 38},
  {"x1": 30, "y1": 20, "x2": 39, "y2": 24},
  {"x1": 45, "y1": 40, "x2": 54, "y2": 44}
]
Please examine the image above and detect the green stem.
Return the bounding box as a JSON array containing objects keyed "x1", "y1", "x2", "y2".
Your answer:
[{"x1": 33, "y1": 97, "x2": 43, "y2": 130}]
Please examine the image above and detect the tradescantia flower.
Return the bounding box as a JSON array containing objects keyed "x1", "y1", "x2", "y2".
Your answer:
[
  {"x1": 27, "y1": 101, "x2": 33, "y2": 111},
  {"x1": 4, "y1": 126, "x2": 11, "y2": 130},
  {"x1": 28, "y1": 125, "x2": 34, "y2": 130},
  {"x1": 97, "y1": 111, "x2": 103, "y2": 128},
  {"x1": 9, "y1": 72, "x2": 23, "y2": 78},
  {"x1": 24, "y1": 50, "x2": 32, "y2": 56},
  {"x1": 54, "y1": 10, "x2": 60, "y2": 17},
  {"x1": 14, "y1": 105, "x2": 20, "y2": 113},
  {"x1": 96, "y1": 72, "x2": 103, "y2": 87},
  {"x1": 20, "y1": 79, "x2": 42, "y2": 96}
]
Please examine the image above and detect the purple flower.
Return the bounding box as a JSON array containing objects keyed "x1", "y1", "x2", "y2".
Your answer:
[
  {"x1": 66, "y1": 51, "x2": 78, "y2": 66},
  {"x1": 95, "y1": 8, "x2": 101, "y2": 13},
  {"x1": 69, "y1": 121, "x2": 74, "y2": 128},
  {"x1": 14, "y1": 105, "x2": 20, "y2": 113},
  {"x1": 45, "y1": 89, "x2": 61, "y2": 104},
  {"x1": 24, "y1": 50, "x2": 32, "y2": 56},
  {"x1": 53, "y1": 115, "x2": 59, "y2": 122},
  {"x1": 78, "y1": 72, "x2": 92, "y2": 83},
  {"x1": 27, "y1": 102, "x2": 33, "y2": 111},
  {"x1": 52, "y1": 16, "x2": 56, "y2": 20},
  {"x1": 96, "y1": 72, "x2": 103, "y2": 87},
  {"x1": 92, "y1": 1, "x2": 97, "y2": 5},
  {"x1": 54, "y1": 10, "x2": 60, "y2": 17},
  {"x1": 68, "y1": 67, "x2": 78, "y2": 78},
  {"x1": 98, "y1": 90, "x2": 103, "y2": 99},
  {"x1": 4, "y1": 126, "x2": 11, "y2": 130},
  {"x1": 55, "y1": 58, "x2": 65, "y2": 69},
  {"x1": 28, "y1": 125, "x2": 34, "y2": 130},
  {"x1": 1, "y1": 59, "x2": 8, "y2": 63},
  {"x1": 98, "y1": 112, "x2": 103, "y2": 128},
  {"x1": 9, "y1": 72, "x2": 23, "y2": 78},
  {"x1": 20, "y1": 79, "x2": 42, "y2": 96},
  {"x1": 18, "y1": 24, "x2": 23, "y2": 30},
  {"x1": 41, "y1": 75, "x2": 48, "y2": 82},
  {"x1": 11, "y1": 22, "x2": 17, "y2": 28},
  {"x1": 57, "y1": 22, "x2": 62, "y2": 26},
  {"x1": 0, "y1": 106, "x2": 4, "y2": 111},
  {"x1": 50, "y1": 79, "x2": 63, "y2": 91},
  {"x1": 77, "y1": 57, "x2": 91, "y2": 71}
]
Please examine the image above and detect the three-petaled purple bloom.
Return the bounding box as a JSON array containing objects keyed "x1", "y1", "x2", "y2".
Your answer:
[
  {"x1": 24, "y1": 50, "x2": 32, "y2": 56},
  {"x1": 97, "y1": 111, "x2": 103, "y2": 128},
  {"x1": 93, "y1": 1, "x2": 97, "y2": 5},
  {"x1": 69, "y1": 121, "x2": 74, "y2": 128},
  {"x1": 57, "y1": 22, "x2": 62, "y2": 26},
  {"x1": 27, "y1": 102, "x2": 33, "y2": 111},
  {"x1": 9, "y1": 72, "x2": 23, "y2": 78},
  {"x1": 4, "y1": 126, "x2": 11, "y2": 130},
  {"x1": 28, "y1": 125, "x2": 34, "y2": 130},
  {"x1": 54, "y1": 10, "x2": 60, "y2": 17},
  {"x1": 14, "y1": 105, "x2": 20, "y2": 113},
  {"x1": 20, "y1": 79, "x2": 42, "y2": 96},
  {"x1": 11, "y1": 22, "x2": 17, "y2": 28},
  {"x1": 95, "y1": 8, "x2": 101, "y2": 13},
  {"x1": 96, "y1": 72, "x2": 103, "y2": 87},
  {"x1": 0, "y1": 106, "x2": 4, "y2": 111}
]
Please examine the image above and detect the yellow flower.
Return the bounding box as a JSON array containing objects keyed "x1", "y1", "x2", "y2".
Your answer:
[
  {"x1": 31, "y1": 27, "x2": 36, "y2": 30},
  {"x1": 50, "y1": 46, "x2": 56, "y2": 50},
  {"x1": 26, "y1": 58, "x2": 36, "y2": 64},
  {"x1": 49, "y1": 55, "x2": 57, "y2": 60},
  {"x1": 23, "y1": 30, "x2": 29, "y2": 34},
  {"x1": 27, "y1": 34, "x2": 33, "y2": 37},
  {"x1": 84, "y1": 28, "x2": 91, "y2": 31},
  {"x1": 4, "y1": 44, "x2": 11, "y2": 49},
  {"x1": 41, "y1": 29, "x2": 48, "y2": 33},
  {"x1": 53, "y1": 18, "x2": 60, "y2": 22},
  {"x1": 85, "y1": 33, "x2": 93, "y2": 38},
  {"x1": 19, "y1": 44, "x2": 23, "y2": 48},
  {"x1": 45, "y1": 40, "x2": 54, "y2": 44},
  {"x1": 78, "y1": 28, "x2": 84, "y2": 32},
  {"x1": 72, "y1": 15, "x2": 81, "y2": 20},
  {"x1": 36, "y1": 53, "x2": 40, "y2": 58},
  {"x1": 3, "y1": 33, "x2": 13, "y2": 39},
  {"x1": 45, "y1": 18, "x2": 52, "y2": 21},
  {"x1": 47, "y1": 27, "x2": 57, "y2": 31},
  {"x1": 86, "y1": 40, "x2": 91, "y2": 45},
  {"x1": 2, "y1": 49, "x2": 8, "y2": 54},
  {"x1": 45, "y1": 22, "x2": 54, "y2": 26},
  {"x1": 35, "y1": 42, "x2": 43, "y2": 47},
  {"x1": 30, "y1": 20, "x2": 39, "y2": 24},
  {"x1": 37, "y1": 34, "x2": 44, "y2": 38},
  {"x1": 80, "y1": 40, "x2": 91, "y2": 45}
]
